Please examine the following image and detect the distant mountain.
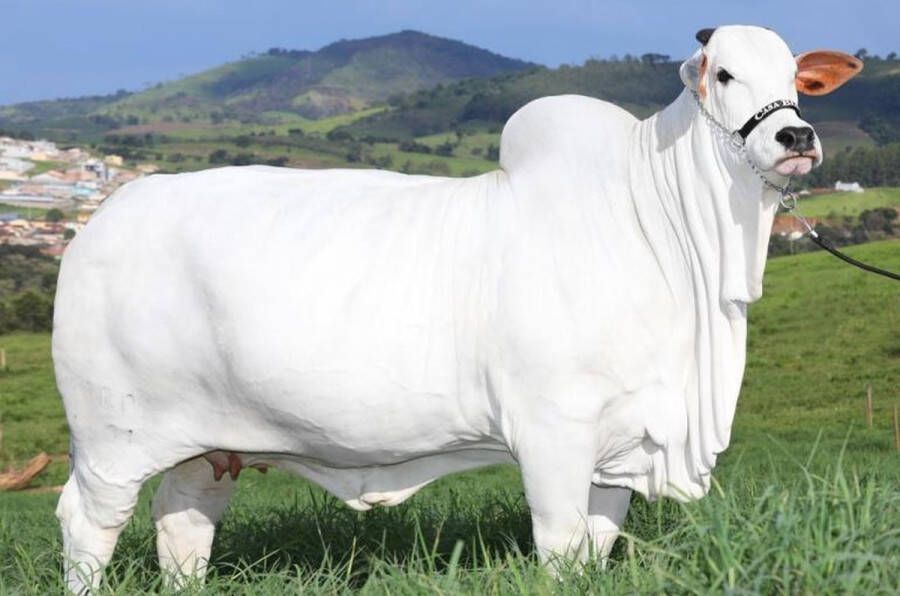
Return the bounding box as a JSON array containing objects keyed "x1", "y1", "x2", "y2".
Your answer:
[
  {"x1": 0, "y1": 30, "x2": 535, "y2": 137},
  {"x1": 3, "y1": 34, "x2": 899, "y2": 151}
]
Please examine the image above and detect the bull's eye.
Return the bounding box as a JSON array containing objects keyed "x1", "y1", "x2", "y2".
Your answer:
[{"x1": 717, "y1": 68, "x2": 734, "y2": 84}]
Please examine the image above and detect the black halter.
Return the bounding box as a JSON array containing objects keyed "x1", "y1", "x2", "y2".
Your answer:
[{"x1": 735, "y1": 98, "x2": 801, "y2": 140}]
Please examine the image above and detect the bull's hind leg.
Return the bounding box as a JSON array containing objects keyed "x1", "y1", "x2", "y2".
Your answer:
[
  {"x1": 152, "y1": 457, "x2": 235, "y2": 588},
  {"x1": 56, "y1": 465, "x2": 143, "y2": 593},
  {"x1": 587, "y1": 485, "x2": 631, "y2": 562}
]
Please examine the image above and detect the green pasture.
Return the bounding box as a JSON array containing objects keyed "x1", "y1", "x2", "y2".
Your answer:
[
  {"x1": 155, "y1": 107, "x2": 388, "y2": 141},
  {"x1": 156, "y1": 143, "x2": 347, "y2": 173},
  {"x1": 0, "y1": 240, "x2": 898, "y2": 593},
  {"x1": 25, "y1": 160, "x2": 69, "y2": 177},
  {"x1": 369, "y1": 142, "x2": 495, "y2": 177},
  {"x1": 797, "y1": 187, "x2": 900, "y2": 218},
  {"x1": 145, "y1": 133, "x2": 498, "y2": 177}
]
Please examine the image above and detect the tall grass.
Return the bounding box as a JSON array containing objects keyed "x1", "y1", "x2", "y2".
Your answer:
[{"x1": 1, "y1": 452, "x2": 897, "y2": 594}]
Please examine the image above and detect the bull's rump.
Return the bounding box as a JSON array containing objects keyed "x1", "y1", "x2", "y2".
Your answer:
[{"x1": 53, "y1": 166, "x2": 506, "y2": 466}]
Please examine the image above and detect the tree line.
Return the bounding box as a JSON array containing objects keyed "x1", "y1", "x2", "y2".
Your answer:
[
  {"x1": 0, "y1": 246, "x2": 56, "y2": 333},
  {"x1": 802, "y1": 143, "x2": 900, "y2": 188}
]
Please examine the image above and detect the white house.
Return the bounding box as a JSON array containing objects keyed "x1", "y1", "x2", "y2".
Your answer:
[{"x1": 834, "y1": 180, "x2": 864, "y2": 193}]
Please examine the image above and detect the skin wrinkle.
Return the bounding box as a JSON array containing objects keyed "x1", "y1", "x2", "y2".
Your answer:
[{"x1": 627, "y1": 79, "x2": 774, "y2": 488}]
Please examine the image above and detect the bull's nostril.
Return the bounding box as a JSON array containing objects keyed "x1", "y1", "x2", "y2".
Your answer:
[
  {"x1": 775, "y1": 126, "x2": 815, "y2": 152},
  {"x1": 775, "y1": 128, "x2": 797, "y2": 149},
  {"x1": 802, "y1": 127, "x2": 815, "y2": 145}
]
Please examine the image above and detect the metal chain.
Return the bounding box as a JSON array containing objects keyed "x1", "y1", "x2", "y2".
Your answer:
[{"x1": 690, "y1": 90, "x2": 794, "y2": 199}]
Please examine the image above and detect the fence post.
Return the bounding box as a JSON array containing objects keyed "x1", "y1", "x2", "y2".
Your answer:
[
  {"x1": 893, "y1": 405, "x2": 899, "y2": 451},
  {"x1": 866, "y1": 384, "x2": 873, "y2": 428}
]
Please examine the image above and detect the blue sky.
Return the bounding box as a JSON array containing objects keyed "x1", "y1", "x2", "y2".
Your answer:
[{"x1": 1, "y1": 0, "x2": 895, "y2": 105}]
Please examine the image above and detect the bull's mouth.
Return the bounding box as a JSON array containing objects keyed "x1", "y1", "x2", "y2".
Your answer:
[{"x1": 773, "y1": 152, "x2": 818, "y2": 176}]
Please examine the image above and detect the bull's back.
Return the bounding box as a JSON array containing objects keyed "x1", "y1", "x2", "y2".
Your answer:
[{"x1": 53, "y1": 166, "x2": 505, "y2": 462}]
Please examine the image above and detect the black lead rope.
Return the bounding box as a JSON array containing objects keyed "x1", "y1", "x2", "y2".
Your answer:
[
  {"x1": 781, "y1": 196, "x2": 900, "y2": 282},
  {"x1": 807, "y1": 233, "x2": 900, "y2": 282}
]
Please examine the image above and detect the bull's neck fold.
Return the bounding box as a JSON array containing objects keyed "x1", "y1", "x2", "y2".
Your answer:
[
  {"x1": 626, "y1": 89, "x2": 781, "y2": 497},
  {"x1": 632, "y1": 89, "x2": 782, "y2": 311}
]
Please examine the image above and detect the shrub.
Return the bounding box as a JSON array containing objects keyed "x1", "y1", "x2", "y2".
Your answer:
[{"x1": 11, "y1": 290, "x2": 52, "y2": 332}]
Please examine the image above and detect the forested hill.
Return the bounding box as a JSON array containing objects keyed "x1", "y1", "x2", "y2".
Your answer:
[
  {"x1": 2, "y1": 37, "x2": 898, "y2": 152},
  {"x1": 0, "y1": 30, "x2": 535, "y2": 131},
  {"x1": 338, "y1": 55, "x2": 900, "y2": 146}
]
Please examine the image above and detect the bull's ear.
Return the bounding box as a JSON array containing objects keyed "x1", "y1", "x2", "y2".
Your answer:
[
  {"x1": 680, "y1": 48, "x2": 709, "y2": 98},
  {"x1": 695, "y1": 28, "x2": 715, "y2": 46},
  {"x1": 795, "y1": 51, "x2": 863, "y2": 95}
]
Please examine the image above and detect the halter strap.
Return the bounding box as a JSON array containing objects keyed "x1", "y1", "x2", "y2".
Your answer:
[{"x1": 735, "y1": 99, "x2": 801, "y2": 140}]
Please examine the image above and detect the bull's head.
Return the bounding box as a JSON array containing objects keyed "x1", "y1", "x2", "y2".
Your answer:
[{"x1": 680, "y1": 25, "x2": 862, "y2": 177}]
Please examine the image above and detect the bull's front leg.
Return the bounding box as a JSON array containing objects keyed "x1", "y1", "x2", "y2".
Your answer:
[{"x1": 514, "y1": 421, "x2": 597, "y2": 572}]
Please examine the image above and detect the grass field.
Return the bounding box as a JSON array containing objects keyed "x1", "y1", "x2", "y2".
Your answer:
[
  {"x1": 1, "y1": 240, "x2": 898, "y2": 593},
  {"x1": 25, "y1": 160, "x2": 69, "y2": 178},
  {"x1": 796, "y1": 187, "x2": 900, "y2": 219}
]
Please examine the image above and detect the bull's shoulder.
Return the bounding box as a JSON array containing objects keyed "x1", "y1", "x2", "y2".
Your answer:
[{"x1": 499, "y1": 95, "x2": 638, "y2": 176}]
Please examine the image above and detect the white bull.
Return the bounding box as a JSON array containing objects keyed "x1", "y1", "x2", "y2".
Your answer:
[{"x1": 53, "y1": 25, "x2": 860, "y2": 591}]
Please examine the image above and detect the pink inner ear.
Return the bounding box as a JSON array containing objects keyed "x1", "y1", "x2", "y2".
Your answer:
[
  {"x1": 795, "y1": 51, "x2": 863, "y2": 96},
  {"x1": 698, "y1": 54, "x2": 708, "y2": 99}
]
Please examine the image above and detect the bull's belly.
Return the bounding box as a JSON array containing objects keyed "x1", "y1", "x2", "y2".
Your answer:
[
  {"x1": 216, "y1": 446, "x2": 514, "y2": 510},
  {"x1": 56, "y1": 326, "x2": 511, "y2": 504},
  {"x1": 191, "y1": 363, "x2": 500, "y2": 466}
]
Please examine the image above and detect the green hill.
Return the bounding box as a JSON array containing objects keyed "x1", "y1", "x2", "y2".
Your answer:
[
  {"x1": 4, "y1": 36, "x2": 899, "y2": 184},
  {"x1": 0, "y1": 91, "x2": 131, "y2": 141},
  {"x1": 0, "y1": 31, "x2": 534, "y2": 139},
  {"x1": 5, "y1": 38, "x2": 899, "y2": 150},
  {"x1": 339, "y1": 55, "x2": 900, "y2": 146}
]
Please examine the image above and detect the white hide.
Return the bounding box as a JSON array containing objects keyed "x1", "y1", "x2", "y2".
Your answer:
[{"x1": 54, "y1": 25, "x2": 822, "y2": 591}]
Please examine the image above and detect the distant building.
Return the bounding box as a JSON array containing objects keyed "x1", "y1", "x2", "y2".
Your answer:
[
  {"x1": 834, "y1": 181, "x2": 864, "y2": 193},
  {"x1": 0, "y1": 156, "x2": 34, "y2": 174},
  {"x1": 0, "y1": 138, "x2": 59, "y2": 160},
  {"x1": 0, "y1": 170, "x2": 26, "y2": 181},
  {"x1": 83, "y1": 159, "x2": 108, "y2": 181},
  {"x1": 772, "y1": 214, "x2": 821, "y2": 240}
]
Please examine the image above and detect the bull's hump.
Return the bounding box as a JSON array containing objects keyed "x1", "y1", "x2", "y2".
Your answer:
[{"x1": 499, "y1": 95, "x2": 637, "y2": 177}]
